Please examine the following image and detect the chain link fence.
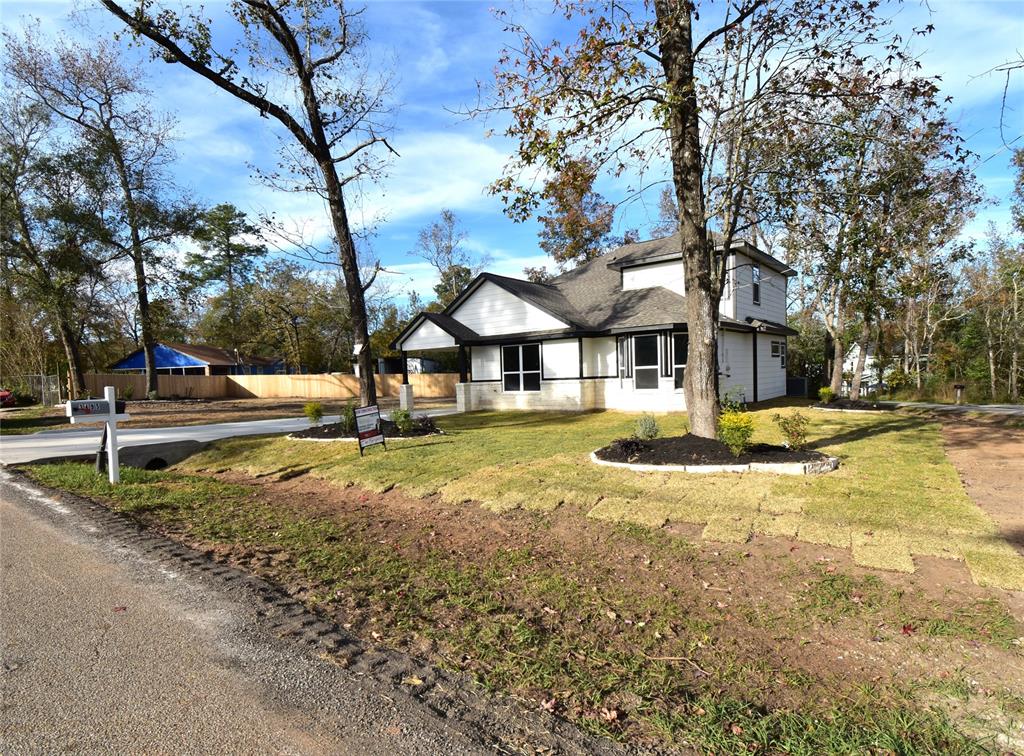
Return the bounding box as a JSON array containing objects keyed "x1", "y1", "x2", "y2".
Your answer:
[{"x1": 18, "y1": 374, "x2": 63, "y2": 405}]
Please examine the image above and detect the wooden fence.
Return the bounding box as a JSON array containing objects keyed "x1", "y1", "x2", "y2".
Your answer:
[{"x1": 83, "y1": 372, "x2": 459, "y2": 400}]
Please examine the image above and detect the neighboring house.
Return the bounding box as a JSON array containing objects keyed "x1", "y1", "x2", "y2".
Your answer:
[
  {"x1": 393, "y1": 234, "x2": 797, "y2": 412},
  {"x1": 110, "y1": 342, "x2": 279, "y2": 376}
]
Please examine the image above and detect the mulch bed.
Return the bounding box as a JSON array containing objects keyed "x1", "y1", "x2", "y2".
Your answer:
[
  {"x1": 814, "y1": 398, "x2": 888, "y2": 411},
  {"x1": 595, "y1": 434, "x2": 830, "y2": 465},
  {"x1": 291, "y1": 418, "x2": 440, "y2": 440}
]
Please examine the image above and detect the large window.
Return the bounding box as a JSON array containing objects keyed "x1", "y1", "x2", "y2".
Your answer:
[
  {"x1": 673, "y1": 333, "x2": 688, "y2": 390},
  {"x1": 633, "y1": 334, "x2": 659, "y2": 389},
  {"x1": 502, "y1": 344, "x2": 540, "y2": 392},
  {"x1": 751, "y1": 264, "x2": 761, "y2": 305}
]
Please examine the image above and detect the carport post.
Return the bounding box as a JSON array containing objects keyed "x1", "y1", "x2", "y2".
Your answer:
[
  {"x1": 457, "y1": 344, "x2": 468, "y2": 383},
  {"x1": 104, "y1": 385, "x2": 120, "y2": 484},
  {"x1": 401, "y1": 351, "x2": 409, "y2": 385}
]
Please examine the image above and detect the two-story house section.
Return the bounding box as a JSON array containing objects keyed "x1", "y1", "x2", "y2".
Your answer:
[{"x1": 393, "y1": 233, "x2": 797, "y2": 412}]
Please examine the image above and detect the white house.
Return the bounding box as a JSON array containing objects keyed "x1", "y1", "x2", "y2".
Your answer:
[{"x1": 392, "y1": 234, "x2": 796, "y2": 412}]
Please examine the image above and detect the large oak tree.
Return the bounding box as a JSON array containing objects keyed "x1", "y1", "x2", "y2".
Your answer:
[{"x1": 102, "y1": 0, "x2": 397, "y2": 404}]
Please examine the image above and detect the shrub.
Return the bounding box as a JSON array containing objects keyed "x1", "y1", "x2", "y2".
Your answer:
[
  {"x1": 718, "y1": 410, "x2": 754, "y2": 457},
  {"x1": 772, "y1": 411, "x2": 809, "y2": 450},
  {"x1": 391, "y1": 408, "x2": 414, "y2": 434},
  {"x1": 721, "y1": 387, "x2": 746, "y2": 412},
  {"x1": 634, "y1": 413, "x2": 659, "y2": 441},
  {"x1": 818, "y1": 387, "x2": 835, "y2": 404},
  {"x1": 304, "y1": 401, "x2": 324, "y2": 426},
  {"x1": 120, "y1": 384, "x2": 135, "y2": 400},
  {"x1": 339, "y1": 401, "x2": 357, "y2": 435},
  {"x1": 147, "y1": 390, "x2": 159, "y2": 401}
]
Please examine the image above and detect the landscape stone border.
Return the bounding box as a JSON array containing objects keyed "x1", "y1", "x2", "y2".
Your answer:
[{"x1": 590, "y1": 450, "x2": 839, "y2": 475}]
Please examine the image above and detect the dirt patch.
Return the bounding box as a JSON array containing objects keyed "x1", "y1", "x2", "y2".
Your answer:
[
  {"x1": 943, "y1": 423, "x2": 1024, "y2": 556},
  {"x1": 595, "y1": 434, "x2": 830, "y2": 465},
  {"x1": 163, "y1": 471, "x2": 1024, "y2": 728}
]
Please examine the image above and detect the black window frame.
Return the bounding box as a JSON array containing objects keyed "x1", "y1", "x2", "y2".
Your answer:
[
  {"x1": 780, "y1": 342, "x2": 787, "y2": 369},
  {"x1": 771, "y1": 340, "x2": 781, "y2": 358},
  {"x1": 502, "y1": 343, "x2": 541, "y2": 393},
  {"x1": 751, "y1": 264, "x2": 761, "y2": 305},
  {"x1": 633, "y1": 333, "x2": 660, "y2": 390}
]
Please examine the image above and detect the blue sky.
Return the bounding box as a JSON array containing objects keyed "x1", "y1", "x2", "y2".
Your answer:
[{"x1": 2, "y1": 0, "x2": 1022, "y2": 305}]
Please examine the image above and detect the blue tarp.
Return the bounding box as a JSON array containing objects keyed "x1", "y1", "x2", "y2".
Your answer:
[{"x1": 111, "y1": 344, "x2": 207, "y2": 370}]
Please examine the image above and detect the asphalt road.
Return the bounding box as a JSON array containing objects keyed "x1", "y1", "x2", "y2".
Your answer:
[
  {"x1": 0, "y1": 408, "x2": 459, "y2": 466},
  {"x1": 0, "y1": 472, "x2": 489, "y2": 754}
]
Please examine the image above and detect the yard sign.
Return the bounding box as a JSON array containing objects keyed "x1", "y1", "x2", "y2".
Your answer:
[{"x1": 354, "y1": 404, "x2": 386, "y2": 456}]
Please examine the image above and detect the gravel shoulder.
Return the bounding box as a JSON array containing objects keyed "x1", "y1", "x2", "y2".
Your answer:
[{"x1": 0, "y1": 470, "x2": 622, "y2": 755}]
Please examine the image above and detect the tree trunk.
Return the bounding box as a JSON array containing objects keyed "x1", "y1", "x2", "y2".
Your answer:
[
  {"x1": 654, "y1": 0, "x2": 718, "y2": 438},
  {"x1": 849, "y1": 322, "x2": 871, "y2": 400},
  {"x1": 56, "y1": 312, "x2": 86, "y2": 400},
  {"x1": 108, "y1": 137, "x2": 158, "y2": 396}
]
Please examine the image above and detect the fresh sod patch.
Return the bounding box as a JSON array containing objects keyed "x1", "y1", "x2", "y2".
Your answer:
[
  {"x1": 22, "y1": 461, "x2": 1017, "y2": 752},
  {"x1": 174, "y1": 408, "x2": 1024, "y2": 589}
]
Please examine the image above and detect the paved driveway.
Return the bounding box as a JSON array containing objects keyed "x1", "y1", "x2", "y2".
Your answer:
[
  {"x1": 0, "y1": 408, "x2": 460, "y2": 466},
  {"x1": 887, "y1": 401, "x2": 1024, "y2": 417}
]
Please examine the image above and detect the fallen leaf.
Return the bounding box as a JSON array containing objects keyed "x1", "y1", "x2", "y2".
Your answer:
[
  {"x1": 541, "y1": 697, "x2": 557, "y2": 712},
  {"x1": 731, "y1": 724, "x2": 744, "y2": 735},
  {"x1": 112, "y1": 606, "x2": 127, "y2": 613},
  {"x1": 901, "y1": 624, "x2": 916, "y2": 636},
  {"x1": 401, "y1": 676, "x2": 423, "y2": 686},
  {"x1": 600, "y1": 707, "x2": 619, "y2": 722},
  {"x1": 606, "y1": 609, "x2": 617, "y2": 620}
]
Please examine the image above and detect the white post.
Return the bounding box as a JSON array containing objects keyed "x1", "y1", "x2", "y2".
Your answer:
[{"x1": 104, "y1": 385, "x2": 120, "y2": 484}]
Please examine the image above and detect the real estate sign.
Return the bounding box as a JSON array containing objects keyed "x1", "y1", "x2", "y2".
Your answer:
[{"x1": 355, "y1": 404, "x2": 386, "y2": 455}]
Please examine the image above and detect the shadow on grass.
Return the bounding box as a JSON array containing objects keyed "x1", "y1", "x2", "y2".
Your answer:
[
  {"x1": 808, "y1": 416, "x2": 933, "y2": 451},
  {"x1": 445, "y1": 410, "x2": 607, "y2": 432},
  {"x1": 0, "y1": 414, "x2": 67, "y2": 434}
]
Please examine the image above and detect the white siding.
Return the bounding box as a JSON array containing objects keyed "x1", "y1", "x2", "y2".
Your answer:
[
  {"x1": 400, "y1": 319, "x2": 456, "y2": 350},
  {"x1": 581, "y1": 336, "x2": 616, "y2": 377},
  {"x1": 450, "y1": 280, "x2": 565, "y2": 336},
  {"x1": 732, "y1": 252, "x2": 788, "y2": 325},
  {"x1": 470, "y1": 345, "x2": 500, "y2": 381},
  {"x1": 468, "y1": 377, "x2": 688, "y2": 412},
  {"x1": 719, "y1": 329, "x2": 754, "y2": 403},
  {"x1": 621, "y1": 260, "x2": 685, "y2": 295},
  {"x1": 758, "y1": 335, "x2": 787, "y2": 400},
  {"x1": 542, "y1": 339, "x2": 580, "y2": 379},
  {"x1": 719, "y1": 253, "x2": 736, "y2": 320}
]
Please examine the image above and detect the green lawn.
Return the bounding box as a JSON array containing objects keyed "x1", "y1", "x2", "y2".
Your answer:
[{"x1": 176, "y1": 408, "x2": 1024, "y2": 590}]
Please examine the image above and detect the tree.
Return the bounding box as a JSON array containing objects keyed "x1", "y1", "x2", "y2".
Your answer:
[
  {"x1": 650, "y1": 186, "x2": 679, "y2": 238},
  {"x1": 187, "y1": 204, "x2": 267, "y2": 352},
  {"x1": 409, "y1": 209, "x2": 486, "y2": 307},
  {"x1": 4, "y1": 28, "x2": 196, "y2": 396},
  {"x1": 487, "y1": 0, "x2": 916, "y2": 437},
  {"x1": 0, "y1": 98, "x2": 109, "y2": 398},
  {"x1": 523, "y1": 266, "x2": 554, "y2": 283},
  {"x1": 536, "y1": 158, "x2": 616, "y2": 270},
  {"x1": 102, "y1": 0, "x2": 398, "y2": 405}
]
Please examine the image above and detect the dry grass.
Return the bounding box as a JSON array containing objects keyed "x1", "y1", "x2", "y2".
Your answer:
[{"x1": 179, "y1": 407, "x2": 1024, "y2": 590}]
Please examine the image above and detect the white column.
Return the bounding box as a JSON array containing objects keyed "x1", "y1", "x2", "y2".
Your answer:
[
  {"x1": 455, "y1": 382, "x2": 471, "y2": 413},
  {"x1": 399, "y1": 383, "x2": 414, "y2": 411},
  {"x1": 104, "y1": 385, "x2": 120, "y2": 484}
]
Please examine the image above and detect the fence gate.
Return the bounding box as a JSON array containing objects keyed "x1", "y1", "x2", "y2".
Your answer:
[{"x1": 20, "y1": 374, "x2": 62, "y2": 405}]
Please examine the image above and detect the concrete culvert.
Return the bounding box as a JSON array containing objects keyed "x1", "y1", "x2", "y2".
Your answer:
[{"x1": 144, "y1": 458, "x2": 168, "y2": 471}]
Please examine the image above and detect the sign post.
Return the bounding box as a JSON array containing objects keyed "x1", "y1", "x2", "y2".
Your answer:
[
  {"x1": 354, "y1": 404, "x2": 386, "y2": 456},
  {"x1": 66, "y1": 385, "x2": 130, "y2": 484}
]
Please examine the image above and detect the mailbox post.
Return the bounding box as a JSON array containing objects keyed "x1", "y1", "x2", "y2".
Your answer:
[{"x1": 66, "y1": 385, "x2": 130, "y2": 484}]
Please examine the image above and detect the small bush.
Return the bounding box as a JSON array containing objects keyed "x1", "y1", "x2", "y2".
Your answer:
[
  {"x1": 120, "y1": 384, "x2": 134, "y2": 400},
  {"x1": 772, "y1": 411, "x2": 809, "y2": 450},
  {"x1": 304, "y1": 401, "x2": 324, "y2": 426},
  {"x1": 339, "y1": 401, "x2": 357, "y2": 435},
  {"x1": 718, "y1": 410, "x2": 754, "y2": 457},
  {"x1": 391, "y1": 408, "x2": 414, "y2": 434},
  {"x1": 147, "y1": 390, "x2": 159, "y2": 401},
  {"x1": 634, "y1": 413, "x2": 659, "y2": 440},
  {"x1": 818, "y1": 387, "x2": 835, "y2": 404},
  {"x1": 721, "y1": 388, "x2": 746, "y2": 412}
]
